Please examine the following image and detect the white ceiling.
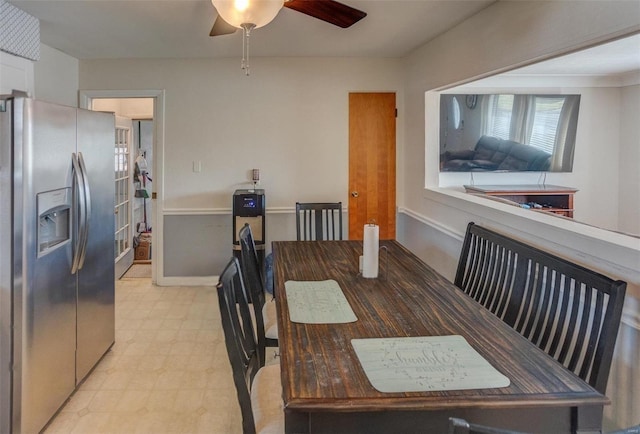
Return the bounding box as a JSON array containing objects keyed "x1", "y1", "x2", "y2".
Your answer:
[
  {"x1": 510, "y1": 33, "x2": 640, "y2": 77},
  {"x1": 8, "y1": 0, "x2": 495, "y2": 59},
  {"x1": 8, "y1": 1, "x2": 639, "y2": 77}
]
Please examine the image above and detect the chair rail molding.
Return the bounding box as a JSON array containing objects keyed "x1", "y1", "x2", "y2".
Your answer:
[
  {"x1": 418, "y1": 187, "x2": 640, "y2": 290},
  {"x1": 163, "y1": 206, "x2": 349, "y2": 215},
  {"x1": 397, "y1": 206, "x2": 463, "y2": 242}
]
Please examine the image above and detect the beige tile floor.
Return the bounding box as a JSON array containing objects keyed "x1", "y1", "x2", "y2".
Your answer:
[{"x1": 44, "y1": 276, "x2": 244, "y2": 434}]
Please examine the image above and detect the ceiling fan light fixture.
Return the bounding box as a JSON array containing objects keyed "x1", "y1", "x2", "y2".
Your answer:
[
  {"x1": 211, "y1": 0, "x2": 284, "y2": 29},
  {"x1": 211, "y1": 0, "x2": 283, "y2": 76}
]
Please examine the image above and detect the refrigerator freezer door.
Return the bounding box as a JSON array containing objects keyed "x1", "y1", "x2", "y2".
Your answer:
[
  {"x1": 16, "y1": 99, "x2": 77, "y2": 434},
  {"x1": 75, "y1": 108, "x2": 115, "y2": 383},
  {"x1": 0, "y1": 97, "x2": 15, "y2": 434}
]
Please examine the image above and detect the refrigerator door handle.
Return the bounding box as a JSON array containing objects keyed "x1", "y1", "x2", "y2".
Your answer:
[
  {"x1": 71, "y1": 152, "x2": 85, "y2": 274},
  {"x1": 77, "y1": 152, "x2": 92, "y2": 270}
]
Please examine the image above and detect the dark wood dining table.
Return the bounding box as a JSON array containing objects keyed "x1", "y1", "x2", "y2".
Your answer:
[{"x1": 272, "y1": 240, "x2": 608, "y2": 434}]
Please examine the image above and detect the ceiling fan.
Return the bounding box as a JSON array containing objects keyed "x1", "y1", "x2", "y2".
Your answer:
[{"x1": 209, "y1": 0, "x2": 367, "y2": 37}]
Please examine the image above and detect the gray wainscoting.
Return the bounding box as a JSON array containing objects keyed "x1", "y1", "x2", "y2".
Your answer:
[
  {"x1": 162, "y1": 210, "x2": 346, "y2": 278},
  {"x1": 605, "y1": 302, "x2": 640, "y2": 430},
  {"x1": 396, "y1": 209, "x2": 463, "y2": 282},
  {"x1": 163, "y1": 214, "x2": 231, "y2": 277}
]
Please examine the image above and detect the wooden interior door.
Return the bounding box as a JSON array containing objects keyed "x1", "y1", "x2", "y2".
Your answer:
[{"x1": 348, "y1": 93, "x2": 396, "y2": 240}]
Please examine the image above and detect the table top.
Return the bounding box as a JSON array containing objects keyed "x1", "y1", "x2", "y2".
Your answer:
[{"x1": 272, "y1": 240, "x2": 607, "y2": 413}]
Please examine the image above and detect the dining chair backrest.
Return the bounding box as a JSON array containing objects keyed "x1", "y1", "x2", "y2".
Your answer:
[
  {"x1": 455, "y1": 222, "x2": 627, "y2": 394},
  {"x1": 448, "y1": 417, "x2": 529, "y2": 434},
  {"x1": 217, "y1": 257, "x2": 260, "y2": 434},
  {"x1": 455, "y1": 222, "x2": 535, "y2": 324},
  {"x1": 296, "y1": 202, "x2": 343, "y2": 241},
  {"x1": 238, "y1": 223, "x2": 269, "y2": 366}
]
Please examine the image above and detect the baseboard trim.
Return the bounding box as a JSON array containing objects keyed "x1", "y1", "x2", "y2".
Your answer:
[{"x1": 158, "y1": 276, "x2": 218, "y2": 286}]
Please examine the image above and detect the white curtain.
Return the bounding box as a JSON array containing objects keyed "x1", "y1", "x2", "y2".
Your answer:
[
  {"x1": 480, "y1": 95, "x2": 492, "y2": 136},
  {"x1": 510, "y1": 95, "x2": 533, "y2": 144},
  {"x1": 550, "y1": 95, "x2": 580, "y2": 171}
]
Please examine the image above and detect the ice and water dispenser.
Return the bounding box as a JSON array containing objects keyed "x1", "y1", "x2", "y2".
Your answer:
[
  {"x1": 232, "y1": 189, "x2": 265, "y2": 268},
  {"x1": 37, "y1": 188, "x2": 71, "y2": 255}
]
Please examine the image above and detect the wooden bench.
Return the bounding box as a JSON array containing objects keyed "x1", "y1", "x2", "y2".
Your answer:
[{"x1": 454, "y1": 222, "x2": 626, "y2": 394}]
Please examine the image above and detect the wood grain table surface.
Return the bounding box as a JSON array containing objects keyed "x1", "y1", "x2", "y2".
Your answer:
[{"x1": 272, "y1": 240, "x2": 608, "y2": 434}]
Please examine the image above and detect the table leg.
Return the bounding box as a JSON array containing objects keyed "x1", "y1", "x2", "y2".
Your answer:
[
  {"x1": 573, "y1": 405, "x2": 604, "y2": 434},
  {"x1": 285, "y1": 409, "x2": 309, "y2": 434}
]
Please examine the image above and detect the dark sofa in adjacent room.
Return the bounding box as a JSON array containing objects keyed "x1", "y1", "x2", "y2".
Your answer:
[{"x1": 441, "y1": 135, "x2": 552, "y2": 171}]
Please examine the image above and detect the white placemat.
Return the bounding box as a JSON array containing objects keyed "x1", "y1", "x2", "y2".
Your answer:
[
  {"x1": 351, "y1": 335, "x2": 510, "y2": 393},
  {"x1": 285, "y1": 280, "x2": 357, "y2": 324}
]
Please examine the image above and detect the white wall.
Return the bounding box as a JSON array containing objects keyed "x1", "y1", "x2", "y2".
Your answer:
[
  {"x1": 619, "y1": 83, "x2": 640, "y2": 235},
  {"x1": 0, "y1": 44, "x2": 78, "y2": 105},
  {"x1": 80, "y1": 57, "x2": 403, "y2": 209},
  {"x1": 79, "y1": 57, "x2": 404, "y2": 278},
  {"x1": 33, "y1": 44, "x2": 79, "y2": 107},
  {"x1": 0, "y1": 51, "x2": 34, "y2": 96},
  {"x1": 403, "y1": 0, "x2": 640, "y2": 294},
  {"x1": 401, "y1": 1, "x2": 640, "y2": 429}
]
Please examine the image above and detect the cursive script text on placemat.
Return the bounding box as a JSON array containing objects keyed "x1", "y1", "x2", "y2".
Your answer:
[{"x1": 351, "y1": 335, "x2": 510, "y2": 393}]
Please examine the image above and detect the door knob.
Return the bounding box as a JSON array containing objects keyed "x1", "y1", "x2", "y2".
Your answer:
[{"x1": 351, "y1": 191, "x2": 359, "y2": 198}]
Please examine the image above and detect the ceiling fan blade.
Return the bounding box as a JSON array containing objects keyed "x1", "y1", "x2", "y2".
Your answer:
[
  {"x1": 284, "y1": 0, "x2": 366, "y2": 28},
  {"x1": 210, "y1": 16, "x2": 238, "y2": 37}
]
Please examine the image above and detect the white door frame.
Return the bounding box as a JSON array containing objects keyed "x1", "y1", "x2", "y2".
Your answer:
[{"x1": 79, "y1": 89, "x2": 165, "y2": 285}]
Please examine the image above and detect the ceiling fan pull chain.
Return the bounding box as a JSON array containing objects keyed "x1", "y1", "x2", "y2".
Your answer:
[
  {"x1": 245, "y1": 27, "x2": 250, "y2": 76},
  {"x1": 241, "y1": 26, "x2": 247, "y2": 73},
  {"x1": 241, "y1": 23, "x2": 255, "y2": 76}
]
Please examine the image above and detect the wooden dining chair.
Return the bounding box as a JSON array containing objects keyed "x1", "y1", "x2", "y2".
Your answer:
[
  {"x1": 238, "y1": 223, "x2": 278, "y2": 367},
  {"x1": 295, "y1": 202, "x2": 343, "y2": 241},
  {"x1": 448, "y1": 417, "x2": 528, "y2": 434},
  {"x1": 455, "y1": 222, "x2": 627, "y2": 394},
  {"x1": 217, "y1": 257, "x2": 284, "y2": 434}
]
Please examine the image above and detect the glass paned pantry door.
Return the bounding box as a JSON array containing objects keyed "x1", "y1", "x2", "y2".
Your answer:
[{"x1": 114, "y1": 116, "x2": 134, "y2": 276}]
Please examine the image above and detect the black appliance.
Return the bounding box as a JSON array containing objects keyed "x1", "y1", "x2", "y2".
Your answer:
[{"x1": 232, "y1": 189, "x2": 266, "y2": 268}]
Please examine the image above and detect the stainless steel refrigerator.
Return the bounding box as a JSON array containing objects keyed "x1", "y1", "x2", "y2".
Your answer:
[{"x1": 0, "y1": 96, "x2": 115, "y2": 434}]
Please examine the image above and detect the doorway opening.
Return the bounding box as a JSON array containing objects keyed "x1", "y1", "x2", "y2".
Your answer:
[
  {"x1": 80, "y1": 90, "x2": 164, "y2": 283},
  {"x1": 93, "y1": 98, "x2": 154, "y2": 279}
]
